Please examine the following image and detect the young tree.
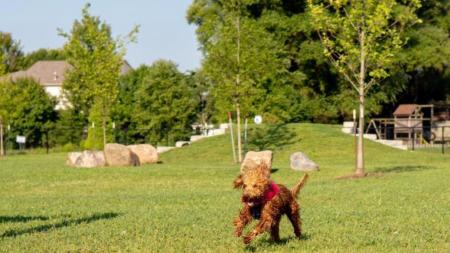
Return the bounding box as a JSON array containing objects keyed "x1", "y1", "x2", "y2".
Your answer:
[
  {"x1": 308, "y1": 0, "x2": 421, "y2": 176},
  {"x1": 134, "y1": 60, "x2": 197, "y2": 145},
  {"x1": 59, "y1": 3, "x2": 138, "y2": 149},
  {"x1": 188, "y1": 0, "x2": 284, "y2": 162}
]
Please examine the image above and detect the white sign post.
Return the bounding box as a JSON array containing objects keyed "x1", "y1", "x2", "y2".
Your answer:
[{"x1": 16, "y1": 135, "x2": 26, "y2": 151}]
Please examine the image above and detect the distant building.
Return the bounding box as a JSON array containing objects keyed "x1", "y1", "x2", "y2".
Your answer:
[{"x1": 2, "y1": 60, "x2": 133, "y2": 110}]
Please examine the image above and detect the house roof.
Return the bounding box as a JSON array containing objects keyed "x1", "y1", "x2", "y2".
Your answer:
[
  {"x1": 393, "y1": 104, "x2": 419, "y2": 117},
  {"x1": 2, "y1": 60, "x2": 133, "y2": 87}
]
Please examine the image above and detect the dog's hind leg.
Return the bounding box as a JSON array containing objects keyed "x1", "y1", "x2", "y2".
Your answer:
[{"x1": 286, "y1": 201, "x2": 302, "y2": 239}]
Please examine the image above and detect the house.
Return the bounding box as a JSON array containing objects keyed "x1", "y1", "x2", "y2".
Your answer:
[{"x1": 2, "y1": 60, "x2": 133, "y2": 110}]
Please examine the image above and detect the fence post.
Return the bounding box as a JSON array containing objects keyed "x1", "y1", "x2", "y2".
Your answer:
[
  {"x1": 412, "y1": 127, "x2": 415, "y2": 151},
  {"x1": 46, "y1": 130, "x2": 49, "y2": 154}
]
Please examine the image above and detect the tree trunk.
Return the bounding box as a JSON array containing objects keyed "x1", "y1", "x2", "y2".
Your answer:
[
  {"x1": 235, "y1": 13, "x2": 243, "y2": 163},
  {"x1": 0, "y1": 118, "x2": 4, "y2": 157},
  {"x1": 102, "y1": 116, "x2": 106, "y2": 148},
  {"x1": 356, "y1": 86, "x2": 365, "y2": 176},
  {"x1": 236, "y1": 103, "x2": 243, "y2": 163},
  {"x1": 356, "y1": 25, "x2": 366, "y2": 176}
]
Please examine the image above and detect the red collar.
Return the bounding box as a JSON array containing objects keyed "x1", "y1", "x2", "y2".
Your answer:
[{"x1": 264, "y1": 182, "x2": 279, "y2": 202}]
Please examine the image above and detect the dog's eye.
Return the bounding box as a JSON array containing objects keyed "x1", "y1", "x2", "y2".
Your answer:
[
  {"x1": 243, "y1": 184, "x2": 247, "y2": 188},
  {"x1": 253, "y1": 184, "x2": 257, "y2": 188}
]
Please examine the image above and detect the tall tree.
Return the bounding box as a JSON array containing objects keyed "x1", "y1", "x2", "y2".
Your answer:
[
  {"x1": 0, "y1": 32, "x2": 23, "y2": 74},
  {"x1": 188, "y1": 0, "x2": 284, "y2": 162},
  {"x1": 134, "y1": 60, "x2": 197, "y2": 145},
  {"x1": 59, "y1": 3, "x2": 138, "y2": 149},
  {"x1": 308, "y1": 0, "x2": 421, "y2": 176}
]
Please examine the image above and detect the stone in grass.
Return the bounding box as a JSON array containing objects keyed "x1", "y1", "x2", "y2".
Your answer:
[
  {"x1": 127, "y1": 144, "x2": 158, "y2": 164},
  {"x1": 290, "y1": 152, "x2": 319, "y2": 172},
  {"x1": 67, "y1": 151, "x2": 106, "y2": 168},
  {"x1": 104, "y1": 143, "x2": 139, "y2": 167},
  {"x1": 240, "y1": 150, "x2": 273, "y2": 174}
]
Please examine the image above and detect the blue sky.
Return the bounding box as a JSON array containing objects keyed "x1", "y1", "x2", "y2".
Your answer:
[{"x1": 0, "y1": 0, "x2": 202, "y2": 72}]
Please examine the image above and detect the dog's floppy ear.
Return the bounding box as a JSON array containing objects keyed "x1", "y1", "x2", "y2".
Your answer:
[{"x1": 233, "y1": 174, "x2": 244, "y2": 189}]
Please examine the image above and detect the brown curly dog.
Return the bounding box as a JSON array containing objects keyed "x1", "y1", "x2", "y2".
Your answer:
[{"x1": 233, "y1": 164, "x2": 308, "y2": 244}]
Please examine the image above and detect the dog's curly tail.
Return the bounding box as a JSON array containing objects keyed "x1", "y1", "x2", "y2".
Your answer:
[{"x1": 291, "y1": 173, "x2": 309, "y2": 198}]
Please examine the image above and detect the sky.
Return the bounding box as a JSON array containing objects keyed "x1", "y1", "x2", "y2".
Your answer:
[{"x1": 0, "y1": 0, "x2": 202, "y2": 72}]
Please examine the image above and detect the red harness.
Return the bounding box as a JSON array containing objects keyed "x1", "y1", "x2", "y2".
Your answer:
[{"x1": 264, "y1": 182, "x2": 280, "y2": 202}]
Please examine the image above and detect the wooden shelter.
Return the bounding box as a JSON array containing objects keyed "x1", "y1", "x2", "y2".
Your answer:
[{"x1": 393, "y1": 104, "x2": 424, "y2": 140}]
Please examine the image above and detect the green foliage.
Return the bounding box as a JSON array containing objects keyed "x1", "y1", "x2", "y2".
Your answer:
[
  {"x1": 0, "y1": 31, "x2": 23, "y2": 74},
  {"x1": 247, "y1": 123, "x2": 298, "y2": 151},
  {"x1": 111, "y1": 65, "x2": 151, "y2": 144},
  {"x1": 188, "y1": 0, "x2": 289, "y2": 122},
  {"x1": 133, "y1": 60, "x2": 197, "y2": 144},
  {"x1": 134, "y1": 60, "x2": 197, "y2": 145},
  {"x1": 0, "y1": 78, "x2": 56, "y2": 147}
]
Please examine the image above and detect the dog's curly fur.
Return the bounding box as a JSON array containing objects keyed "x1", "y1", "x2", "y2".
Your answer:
[{"x1": 233, "y1": 164, "x2": 308, "y2": 244}]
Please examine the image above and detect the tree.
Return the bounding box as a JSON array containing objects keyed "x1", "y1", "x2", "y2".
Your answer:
[
  {"x1": 308, "y1": 0, "x2": 421, "y2": 176},
  {"x1": 188, "y1": 0, "x2": 285, "y2": 162},
  {"x1": 59, "y1": 3, "x2": 138, "y2": 149},
  {"x1": 0, "y1": 78, "x2": 56, "y2": 148},
  {"x1": 134, "y1": 60, "x2": 197, "y2": 145},
  {"x1": 0, "y1": 32, "x2": 24, "y2": 74}
]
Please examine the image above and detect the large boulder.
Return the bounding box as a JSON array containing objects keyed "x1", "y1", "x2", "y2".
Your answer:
[
  {"x1": 104, "y1": 143, "x2": 139, "y2": 166},
  {"x1": 67, "y1": 151, "x2": 106, "y2": 168},
  {"x1": 290, "y1": 152, "x2": 319, "y2": 172},
  {"x1": 240, "y1": 150, "x2": 273, "y2": 173},
  {"x1": 127, "y1": 144, "x2": 158, "y2": 164}
]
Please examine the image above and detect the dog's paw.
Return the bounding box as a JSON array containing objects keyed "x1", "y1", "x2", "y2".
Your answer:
[
  {"x1": 243, "y1": 235, "x2": 253, "y2": 244},
  {"x1": 235, "y1": 229, "x2": 242, "y2": 237}
]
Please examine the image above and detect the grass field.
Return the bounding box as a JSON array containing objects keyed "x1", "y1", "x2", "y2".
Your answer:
[{"x1": 0, "y1": 124, "x2": 449, "y2": 252}]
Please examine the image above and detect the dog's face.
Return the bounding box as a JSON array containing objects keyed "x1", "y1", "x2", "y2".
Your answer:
[{"x1": 234, "y1": 164, "x2": 270, "y2": 206}]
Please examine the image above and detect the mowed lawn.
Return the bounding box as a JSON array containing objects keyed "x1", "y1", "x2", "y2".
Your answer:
[{"x1": 0, "y1": 124, "x2": 449, "y2": 253}]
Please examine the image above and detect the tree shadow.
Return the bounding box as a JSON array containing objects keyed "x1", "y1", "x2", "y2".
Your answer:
[
  {"x1": 1, "y1": 212, "x2": 120, "y2": 238},
  {"x1": 372, "y1": 165, "x2": 436, "y2": 173},
  {"x1": 0, "y1": 215, "x2": 49, "y2": 223},
  {"x1": 248, "y1": 124, "x2": 299, "y2": 151}
]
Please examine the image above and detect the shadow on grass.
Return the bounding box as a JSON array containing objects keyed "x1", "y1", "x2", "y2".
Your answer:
[
  {"x1": 0, "y1": 215, "x2": 49, "y2": 223},
  {"x1": 372, "y1": 165, "x2": 436, "y2": 173},
  {"x1": 248, "y1": 124, "x2": 300, "y2": 151},
  {"x1": 1, "y1": 212, "x2": 120, "y2": 238},
  {"x1": 244, "y1": 234, "x2": 310, "y2": 252}
]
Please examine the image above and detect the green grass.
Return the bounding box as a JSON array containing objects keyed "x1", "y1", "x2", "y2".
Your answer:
[{"x1": 0, "y1": 123, "x2": 449, "y2": 252}]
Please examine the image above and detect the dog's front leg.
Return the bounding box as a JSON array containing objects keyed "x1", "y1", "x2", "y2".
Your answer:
[
  {"x1": 243, "y1": 219, "x2": 271, "y2": 244},
  {"x1": 234, "y1": 205, "x2": 252, "y2": 237}
]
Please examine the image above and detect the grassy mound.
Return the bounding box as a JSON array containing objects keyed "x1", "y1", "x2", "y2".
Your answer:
[{"x1": 0, "y1": 123, "x2": 449, "y2": 252}]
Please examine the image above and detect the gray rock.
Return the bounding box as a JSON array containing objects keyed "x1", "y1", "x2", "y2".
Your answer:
[
  {"x1": 241, "y1": 150, "x2": 273, "y2": 173},
  {"x1": 290, "y1": 152, "x2": 319, "y2": 172},
  {"x1": 104, "y1": 143, "x2": 138, "y2": 167},
  {"x1": 127, "y1": 144, "x2": 158, "y2": 164},
  {"x1": 67, "y1": 151, "x2": 106, "y2": 168}
]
